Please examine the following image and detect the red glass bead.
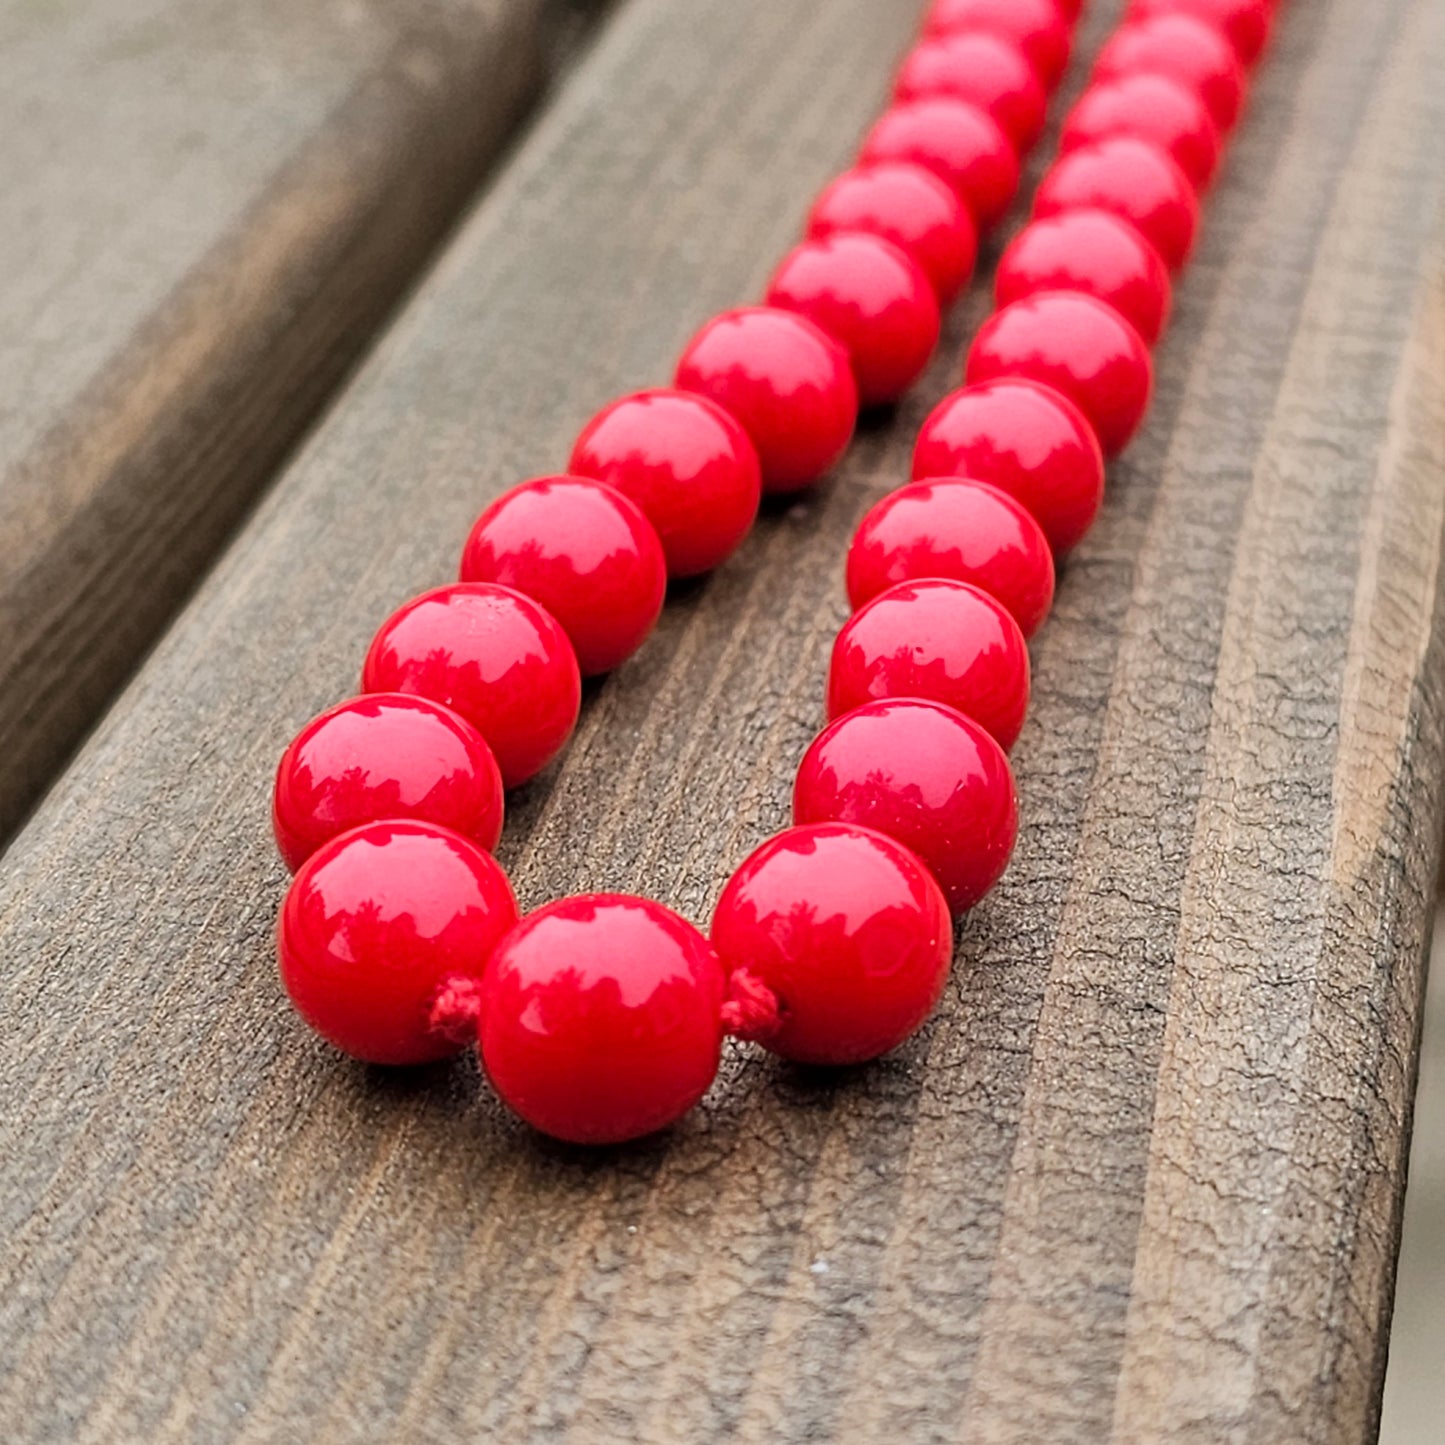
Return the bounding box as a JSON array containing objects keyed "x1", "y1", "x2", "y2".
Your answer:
[
  {"x1": 278, "y1": 820, "x2": 520, "y2": 1066},
  {"x1": 766, "y1": 233, "x2": 941, "y2": 408},
  {"x1": 675, "y1": 307, "x2": 858, "y2": 494},
  {"x1": 913, "y1": 379, "x2": 1104, "y2": 554},
  {"x1": 1128, "y1": 0, "x2": 1273, "y2": 67},
  {"x1": 273, "y1": 693, "x2": 504, "y2": 874},
  {"x1": 1094, "y1": 14, "x2": 1246, "y2": 133},
  {"x1": 996, "y1": 208, "x2": 1172, "y2": 345},
  {"x1": 1061, "y1": 74, "x2": 1222, "y2": 193},
  {"x1": 710, "y1": 823, "x2": 953, "y2": 1065},
  {"x1": 479, "y1": 894, "x2": 726, "y2": 1145},
  {"x1": 828, "y1": 578, "x2": 1030, "y2": 751},
  {"x1": 808, "y1": 162, "x2": 978, "y2": 306},
  {"x1": 847, "y1": 478, "x2": 1055, "y2": 637},
  {"x1": 1033, "y1": 136, "x2": 1201, "y2": 273},
  {"x1": 459, "y1": 476, "x2": 666, "y2": 678},
  {"x1": 860, "y1": 98, "x2": 1021, "y2": 230},
  {"x1": 894, "y1": 33, "x2": 1048, "y2": 152},
  {"x1": 923, "y1": 0, "x2": 1073, "y2": 92},
  {"x1": 362, "y1": 583, "x2": 581, "y2": 789},
  {"x1": 794, "y1": 697, "x2": 1018, "y2": 914},
  {"x1": 966, "y1": 292, "x2": 1154, "y2": 457},
  {"x1": 569, "y1": 389, "x2": 761, "y2": 580}
]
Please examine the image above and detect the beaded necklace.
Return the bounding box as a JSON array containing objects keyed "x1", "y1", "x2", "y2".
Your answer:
[{"x1": 271, "y1": 0, "x2": 1275, "y2": 1145}]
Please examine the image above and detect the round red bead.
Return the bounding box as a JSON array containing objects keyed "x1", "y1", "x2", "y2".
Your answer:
[
  {"x1": 794, "y1": 698, "x2": 1018, "y2": 914},
  {"x1": 273, "y1": 693, "x2": 504, "y2": 874},
  {"x1": 1128, "y1": 0, "x2": 1273, "y2": 67},
  {"x1": 278, "y1": 820, "x2": 519, "y2": 1066},
  {"x1": 675, "y1": 306, "x2": 858, "y2": 494},
  {"x1": 847, "y1": 478, "x2": 1055, "y2": 637},
  {"x1": 569, "y1": 389, "x2": 761, "y2": 579},
  {"x1": 1061, "y1": 74, "x2": 1222, "y2": 193},
  {"x1": 766, "y1": 233, "x2": 941, "y2": 408},
  {"x1": 362, "y1": 583, "x2": 581, "y2": 789},
  {"x1": 966, "y1": 291, "x2": 1154, "y2": 457},
  {"x1": 710, "y1": 823, "x2": 953, "y2": 1065},
  {"x1": 860, "y1": 98, "x2": 1020, "y2": 230},
  {"x1": 923, "y1": 0, "x2": 1073, "y2": 91},
  {"x1": 1094, "y1": 14, "x2": 1246, "y2": 132},
  {"x1": 996, "y1": 208, "x2": 1172, "y2": 345},
  {"x1": 894, "y1": 33, "x2": 1048, "y2": 152},
  {"x1": 828, "y1": 578, "x2": 1030, "y2": 751},
  {"x1": 913, "y1": 379, "x2": 1105, "y2": 553},
  {"x1": 808, "y1": 162, "x2": 978, "y2": 306},
  {"x1": 479, "y1": 894, "x2": 726, "y2": 1145},
  {"x1": 459, "y1": 476, "x2": 666, "y2": 678},
  {"x1": 1033, "y1": 136, "x2": 1201, "y2": 273}
]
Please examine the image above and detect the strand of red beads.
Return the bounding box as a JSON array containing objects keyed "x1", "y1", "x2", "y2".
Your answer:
[{"x1": 273, "y1": 0, "x2": 1280, "y2": 1145}]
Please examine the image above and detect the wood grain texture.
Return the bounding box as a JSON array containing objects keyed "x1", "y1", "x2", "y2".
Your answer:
[
  {"x1": 1, "y1": 0, "x2": 1443, "y2": 1440},
  {"x1": 0, "y1": 0, "x2": 578, "y2": 839}
]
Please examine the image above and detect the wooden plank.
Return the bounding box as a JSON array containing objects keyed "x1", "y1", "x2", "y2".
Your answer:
[
  {"x1": 0, "y1": 0, "x2": 1442, "y2": 1439},
  {"x1": 0, "y1": 0, "x2": 572, "y2": 838}
]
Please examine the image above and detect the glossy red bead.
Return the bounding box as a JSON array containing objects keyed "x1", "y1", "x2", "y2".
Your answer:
[
  {"x1": 710, "y1": 823, "x2": 953, "y2": 1065},
  {"x1": 894, "y1": 33, "x2": 1048, "y2": 152},
  {"x1": 362, "y1": 583, "x2": 581, "y2": 789},
  {"x1": 278, "y1": 820, "x2": 520, "y2": 1065},
  {"x1": 1033, "y1": 136, "x2": 1201, "y2": 273},
  {"x1": 966, "y1": 292, "x2": 1154, "y2": 457},
  {"x1": 675, "y1": 307, "x2": 858, "y2": 494},
  {"x1": 273, "y1": 693, "x2": 504, "y2": 874},
  {"x1": 1128, "y1": 0, "x2": 1273, "y2": 67},
  {"x1": 459, "y1": 476, "x2": 666, "y2": 677},
  {"x1": 1061, "y1": 74, "x2": 1222, "y2": 193},
  {"x1": 479, "y1": 894, "x2": 726, "y2": 1145},
  {"x1": 913, "y1": 379, "x2": 1105, "y2": 554},
  {"x1": 794, "y1": 698, "x2": 1018, "y2": 914},
  {"x1": 847, "y1": 478, "x2": 1055, "y2": 638},
  {"x1": 996, "y1": 208, "x2": 1172, "y2": 345},
  {"x1": 808, "y1": 162, "x2": 978, "y2": 306},
  {"x1": 923, "y1": 0, "x2": 1073, "y2": 92},
  {"x1": 766, "y1": 234, "x2": 941, "y2": 408},
  {"x1": 569, "y1": 389, "x2": 761, "y2": 579},
  {"x1": 828, "y1": 578, "x2": 1030, "y2": 751},
  {"x1": 1094, "y1": 14, "x2": 1246, "y2": 132},
  {"x1": 860, "y1": 98, "x2": 1021, "y2": 230}
]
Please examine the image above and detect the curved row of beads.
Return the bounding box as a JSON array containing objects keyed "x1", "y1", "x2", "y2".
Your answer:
[
  {"x1": 824, "y1": 0, "x2": 1273, "y2": 932},
  {"x1": 273, "y1": 0, "x2": 1278, "y2": 1144}
]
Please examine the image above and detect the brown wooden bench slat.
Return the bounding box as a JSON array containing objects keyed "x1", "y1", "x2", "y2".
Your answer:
[
  {"x1": 1, "y1": 0, "x2": 1443, "y2": 1440},
  {"x1": 0, "y1": 0, "x2": 575, "y2": 840}
]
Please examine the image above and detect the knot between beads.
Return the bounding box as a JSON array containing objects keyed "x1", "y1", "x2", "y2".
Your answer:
[
  {"x1": 721, "y1": 969, "x2": 783, "y2": 1044},
  {"x1": 429, "y1": 973, "x2": 485, "y2": 1045}
]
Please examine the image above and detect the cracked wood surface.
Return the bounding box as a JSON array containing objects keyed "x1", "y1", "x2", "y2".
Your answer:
[
  {"x1": 1, "y1": 0, "x2": 1444, "y2": 1440},
  {"x1": 0, "y1": 0, "x2": 564, "y2": 839}
]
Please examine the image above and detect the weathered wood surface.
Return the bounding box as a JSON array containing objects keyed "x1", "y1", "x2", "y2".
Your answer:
[
  {"x1": 2, "y1": 0, "x2": 1444, "y2": 1439},
  {"x1": 0, "y1": 0, "x2": 578, "y2": 838}
]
